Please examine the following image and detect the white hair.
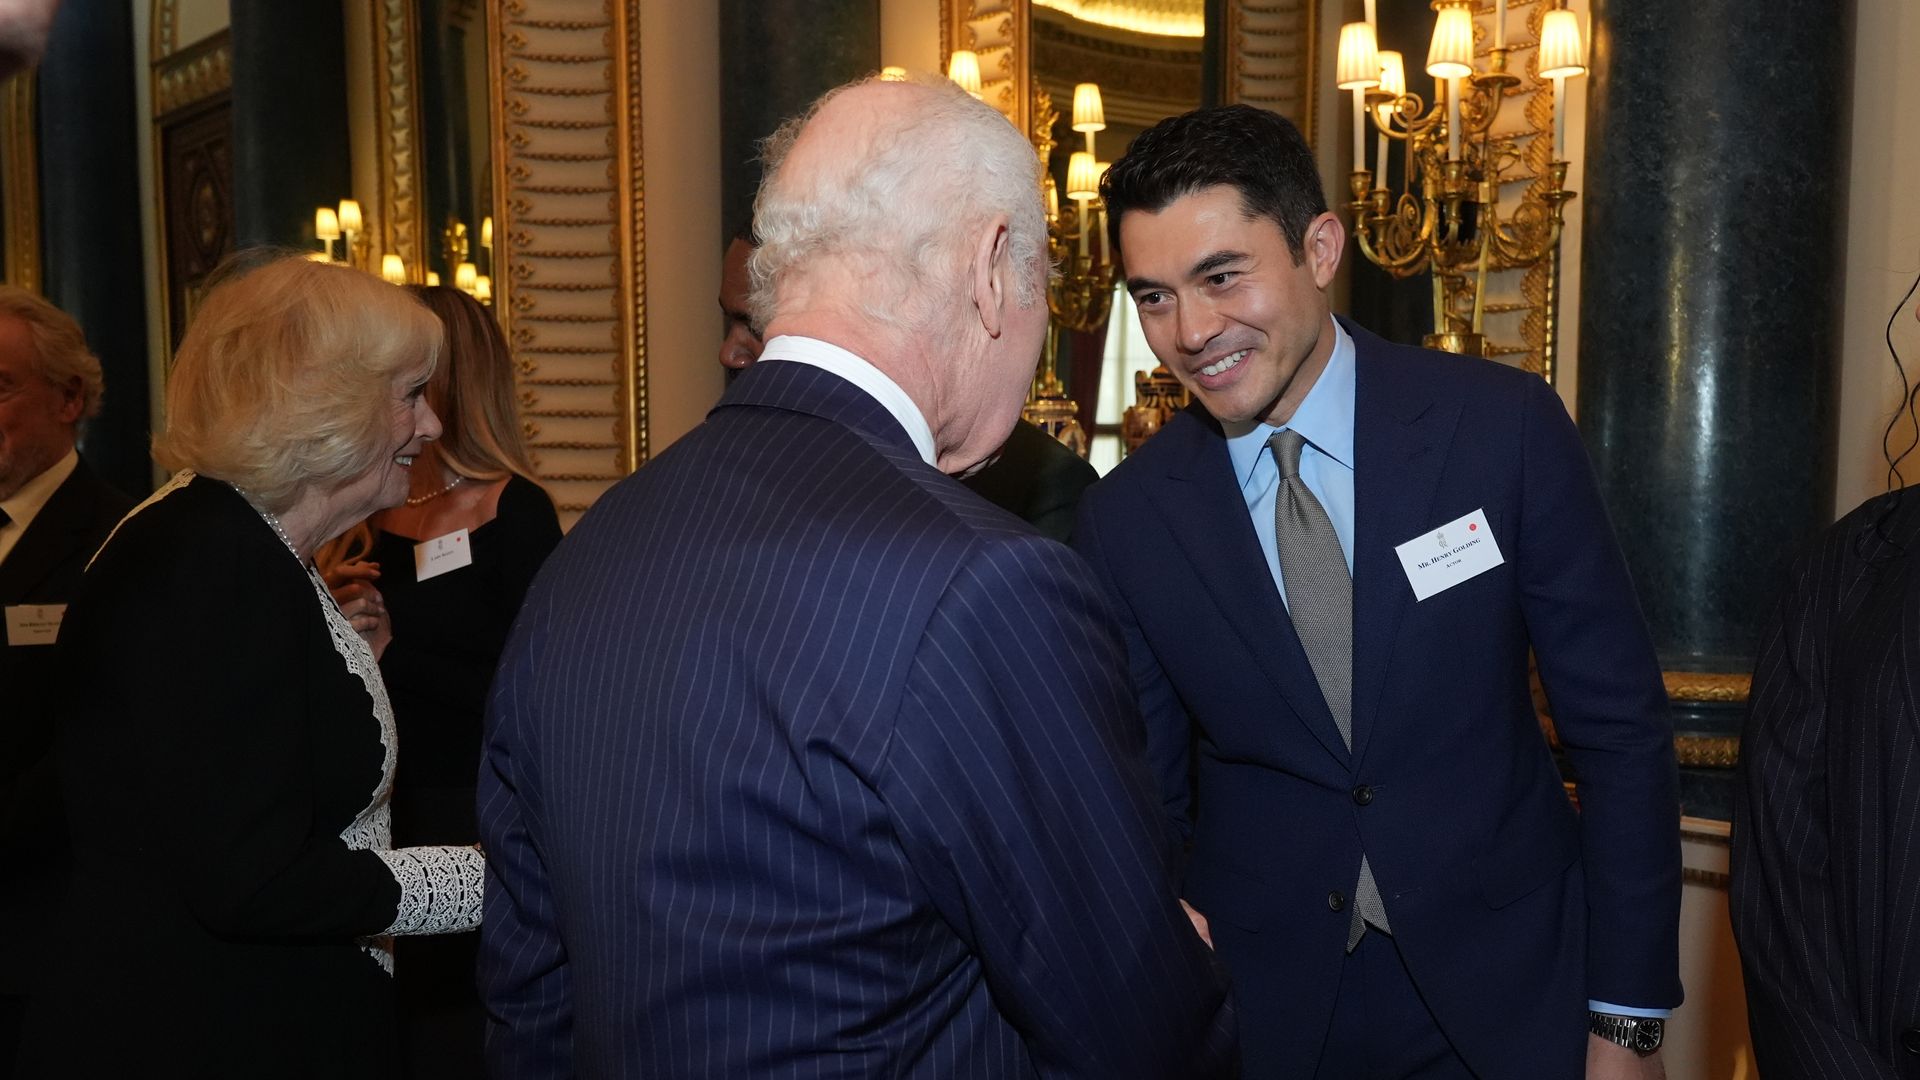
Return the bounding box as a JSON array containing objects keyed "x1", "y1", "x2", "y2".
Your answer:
[{"x1": 748, "y1": 73, "x2": 1048, "y2": 338}]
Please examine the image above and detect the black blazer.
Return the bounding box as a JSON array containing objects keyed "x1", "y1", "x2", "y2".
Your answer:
[
  {"x1": 23, "y1": 476, "x2": 406, "y2": 1078},
  {"x1": 959, "y1": 418, "x2": 1099, "y2": 543},
  {"x1": 1733, "y1": 487, "x2": 1920, "y2": 1078},
  {"x1": 0, "y1": 455, "x2": 132, "y2": 996}
]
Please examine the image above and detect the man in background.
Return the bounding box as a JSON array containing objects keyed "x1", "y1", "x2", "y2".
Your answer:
[
  {"x1": 483, "y1": 74, "x2": 1233, "y2": 1077},
  {"x1": 0, "y1": 284, "x2": 133, "y2": 1073},
  {"x1": 719, "y1": 212, "x2": 1097, "y2": 542}
]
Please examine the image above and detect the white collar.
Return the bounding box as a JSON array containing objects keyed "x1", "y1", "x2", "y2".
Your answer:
[{"x1": 759, "y1": 335, "x2": 937, "y2": 467}]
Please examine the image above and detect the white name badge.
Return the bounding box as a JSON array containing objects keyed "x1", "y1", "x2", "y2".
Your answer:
[
  {"x1": 5, "y1": 603, "x2": 66, "y2": 646},
  {"x1": 414, "y1": 528, "x2": 474, "y2": 582},
  {"x1": 1394, "y1": 509, "x2": 1505, "y2": 601}
]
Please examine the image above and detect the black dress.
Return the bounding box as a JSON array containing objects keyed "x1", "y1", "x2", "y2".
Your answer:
[
  {"x1": 369, "y1": 474, "x2": 560, "y2": 1078},
  {"x1": 24, "y1": 475, "x2": 484, "y2": 1079}
]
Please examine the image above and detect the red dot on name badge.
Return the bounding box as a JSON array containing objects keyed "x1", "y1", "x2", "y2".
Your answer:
[{"x1": 1469, "y1": 523, "x2": 1478, "y2": 531}]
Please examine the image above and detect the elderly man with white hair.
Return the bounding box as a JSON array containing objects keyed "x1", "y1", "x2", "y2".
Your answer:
[{"x1": 479, "y1": 74, "x2": 1235, "y2": 1077}]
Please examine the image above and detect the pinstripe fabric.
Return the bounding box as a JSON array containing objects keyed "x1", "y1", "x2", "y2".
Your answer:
[
  {"x1": 478, "y1": 360, "x2": 1234, "y2": 1079},
  {"x1": 1732, "y1": 488, "x2": 1920, "y2": 1078}
]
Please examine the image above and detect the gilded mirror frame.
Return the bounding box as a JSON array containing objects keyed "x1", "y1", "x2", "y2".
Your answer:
[
  {"x1": 375, "y1": 0, "x2": 647, "y2": 520},
  {"x1": 939, "y1": 0, "x2": 1318, "y2": 147},
  {"x1": 0, "y1": 73, "x2": 40, "y2": 291}
]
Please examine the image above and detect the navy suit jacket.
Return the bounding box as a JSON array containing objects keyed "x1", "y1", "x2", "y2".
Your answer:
[
  {"x1": 479, "y1": 360, "x2": 1234, "y2": 1078},
  {"x1": 1073, "y1": 320, "x2": 1681, "y2": 1079},
  {"x1": 1733, "y1": 488, "x2": 1920, "y2": 1077}
]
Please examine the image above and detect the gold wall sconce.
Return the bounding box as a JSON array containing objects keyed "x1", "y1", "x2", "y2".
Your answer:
[{"x1": 1338, "y1": 1, "x2": 1587, "y2": 370}]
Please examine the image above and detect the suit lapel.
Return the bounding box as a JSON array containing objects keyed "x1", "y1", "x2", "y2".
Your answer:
[
  {"x1": 1148, "y1": 411, "x2": 1351, "y2": 766},
  {"x1": 1347, "y1": 323, "x2": 1462, "y2": 767},
  {"x1": 0, "y1": 467, "x2": 91, "y2": 602}
]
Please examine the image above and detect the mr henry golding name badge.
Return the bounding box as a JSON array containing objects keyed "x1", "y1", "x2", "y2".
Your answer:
[{"x1": 1394, "y1": 509, "x2": 1504, "y2": 601}]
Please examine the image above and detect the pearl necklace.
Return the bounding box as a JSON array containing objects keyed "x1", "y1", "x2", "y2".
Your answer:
[
  {"x1": 405, "y1": 474, "x2": 465, "y2": 506},
  {"x1": 228, "y1": 482, "x2": 304, "y2": 562}
]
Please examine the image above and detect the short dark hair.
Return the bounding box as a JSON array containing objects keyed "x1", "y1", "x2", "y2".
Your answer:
[{"x1": 1101, "y1": 104, "x2": 1328, "y2": 265}]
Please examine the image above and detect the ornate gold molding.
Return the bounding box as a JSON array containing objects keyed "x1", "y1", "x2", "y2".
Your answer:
[
  {"x1": 1674, "y1": 735, "x2": 1739, "y2": 769},
  {"x1": 491, "y1": 0, "x2": 646, "y2": 517},
  {"x1": 944, "y1": 0, "x2": 1032, "y2": 135},
  {"x1": 1664, "y1": 672, "x2": 1753, "y2": 704},
  {"x1": 1, "y1": 74, "x2": 40, "y2": 291},
  {"x1": 153, "y1": 32, "x2": 230, "y2": 117},
  {"x1": 152, "y1": 0, "x2": 178, "y2": 61},
  {"x1": 373, "y1": 0, "x2": 424, "y2": 283},
  {"x1": 1224, "y1": 0, "x2": 1315, "y2": 144}
]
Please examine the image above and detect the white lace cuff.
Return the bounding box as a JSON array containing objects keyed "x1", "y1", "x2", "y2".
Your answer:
[{"x1": 375, "y1": 845, "x2": 486, "y2": 936}]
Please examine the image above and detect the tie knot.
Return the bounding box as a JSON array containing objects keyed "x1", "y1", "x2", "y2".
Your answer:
[{"x1": 1268, "y1": 429, "x2": 1307, "y2": 479}]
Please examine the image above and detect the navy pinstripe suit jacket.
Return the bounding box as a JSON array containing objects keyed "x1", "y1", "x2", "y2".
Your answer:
[
  {"x1": 1733, "y1": 488, "x2": 1920, "y2": 1078},
  {"x1": 478, "y1": 360, "x2": 1234, "y2": 1078}
]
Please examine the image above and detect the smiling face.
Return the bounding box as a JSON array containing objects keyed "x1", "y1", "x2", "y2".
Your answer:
[
  {"x1": 0, "y1": 313, "x2": 82, "y2": 501},
  {"x1": 1119, "y1": 185, "x2": 1343, "y2": 435},
  {"x1": 331, "y1": 366, "x2": 442, "y2": 524}
]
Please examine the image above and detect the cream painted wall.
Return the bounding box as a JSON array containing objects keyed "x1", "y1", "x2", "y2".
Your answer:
[
  {"x1": 881, "y1": 0, "x2": 941, "y2": 74},
  {"x1": 1835, "y1": 0, "x2": 1920, "y2": 518},
  {"x1": 640, "y1": 0, "x2": 724, "y2": 456},
  {"x1": 172, "y1": 0, "x2": 228, "y2": 53}
]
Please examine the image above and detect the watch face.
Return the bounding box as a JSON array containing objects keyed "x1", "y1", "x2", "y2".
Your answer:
[{"x1": 1633, "y1": 1018, "x2": 1664, "y2": 1053}]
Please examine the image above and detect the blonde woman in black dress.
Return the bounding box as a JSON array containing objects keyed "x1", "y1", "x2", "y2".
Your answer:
[{"x1": 27, "y1": 255, "x2": 485, "y2": 1077}]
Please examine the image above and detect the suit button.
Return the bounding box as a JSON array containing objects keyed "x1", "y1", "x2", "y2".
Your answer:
[
  {"x1": 1903, "y1": 1026, "x2": 1920, "y2": 1055},
  {"x1": 1328, "y1": 891, "x2": 1346, "y2": 912},
  {"x1": 1352, "y1": 785, "x2": 1374, "y2": 806}
]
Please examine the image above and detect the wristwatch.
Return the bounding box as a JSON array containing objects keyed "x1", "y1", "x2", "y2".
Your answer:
[{"x1": 1588, "y1": 1012, "x2": 1663, "y2": 1056}]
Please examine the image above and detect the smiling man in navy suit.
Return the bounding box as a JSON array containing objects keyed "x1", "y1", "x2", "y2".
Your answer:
[
  {"x1": 479, "y1": 74, "x2": 1232, "y2": 1078},
  {"x1": 1073, "y1": 105, "x2": 1681, "y2": 1079}
]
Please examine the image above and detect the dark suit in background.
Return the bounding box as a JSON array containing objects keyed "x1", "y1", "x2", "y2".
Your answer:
[
  {"x1": 1733, "y1": 487, "x2": 1920, "y2": 1078},
  {"x1": 960, "y1": 418, "x2": 1098, "y2": 543},
  {"x1": 1074, "y1": 321, "x2": 1681, "y2": 1077},
  {"x1": 479, "y1": 360, "x2": 1232, "y2": 1078},
  {"x1": 0, "y1": 455, "x2": 132, "y2": 1065}
]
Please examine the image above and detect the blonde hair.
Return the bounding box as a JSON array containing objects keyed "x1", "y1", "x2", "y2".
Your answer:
[
  {"x1": 406, "y1": 285, "x2": 537, "y2": 482},
  {"x1": 154, "y1": 252, "x2": 442, "y2": 514},
  {"x1": 0, "y1": 285, "x2": 104, "y2": 422}
]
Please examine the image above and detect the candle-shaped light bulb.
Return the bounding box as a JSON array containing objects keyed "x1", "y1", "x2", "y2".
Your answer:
[
  {"x1": 455, "y1": 261, "x2": 479, "y2": 293},
  {"x1": 381, "y1": 253, "x2": 406, "y2": 284},
  {"x1": 1495, "y1": 0, "x2": 1507, "y2": 51},
  {"x1": 480, "y1": 215, "x2": 494, "y2": 249},
  {"x1": 1377, "y1": 50, "x2": 1405, "y2": 183},
  {"x1": 315, "y1": 206, "x2": 340, "y2": 242},
  {"x1": 1552, "y1": 75, "x2": 1568, "y2": 161},
  {"x1": 946, "y1": 50, "x2": 982, "y2": 98},
  {"x1": 1425, "y1": 5, "x2": 1474, "y2": 79},
  {"x1": 1448, "y1": 77, "x2": 1462, "y2": 161},
  {"x1": 337, "y1": 198, "x2": 363, "y2": 235}
]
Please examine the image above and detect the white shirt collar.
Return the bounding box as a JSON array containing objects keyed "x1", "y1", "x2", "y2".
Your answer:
[
  {"x1": 759, "y1": 335, "x2": 937, "y2": 467},
  {"x1": 0, "y1": 447, "x2": 79, "y2": 566}
]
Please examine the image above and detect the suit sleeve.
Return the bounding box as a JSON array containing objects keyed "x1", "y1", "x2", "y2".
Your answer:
[
  {"x1": 1731, "y1": 532, "x2": 1897, "y2": 1077},
  {"x1": 875, "y1": 535, "x2": 1235, "y2": 1079},
  {"x1": 1073, "y1": 491, "x2": 1196, "y2": 861},
  {"x1": 1512, "y1": 374, "x2": 1683, "y2": 1009},
  {"x1": 477, "y1": 611, "x2": 574, "y2": 1076},
  {"x1": 64, "y1": 531, "x2": 401, "y2": 940}
]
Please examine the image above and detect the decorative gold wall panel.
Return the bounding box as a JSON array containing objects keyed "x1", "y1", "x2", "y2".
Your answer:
[
  {"x1": 0, "y1": 75, "x2": 40, "y2": 291},
  {"x1": 1224, "y1": 0, "x2": 1315, "y2": 143},
  {"x1": 491, "y1": 0, "x2": 646, "y2": 518},
  {"x1": 373, "y1": 0, "x2": 425, "y2": 283}
]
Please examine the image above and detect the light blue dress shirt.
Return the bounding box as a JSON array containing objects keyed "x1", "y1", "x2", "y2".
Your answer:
[{"x1": 1224, "y1": 316, "x2": 1667, "y2": 1022}]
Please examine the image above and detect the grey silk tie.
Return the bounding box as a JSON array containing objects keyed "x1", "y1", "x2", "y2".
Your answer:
[{"x1": 1270, "y1": 429, "x2": 1389, "y2": 951}]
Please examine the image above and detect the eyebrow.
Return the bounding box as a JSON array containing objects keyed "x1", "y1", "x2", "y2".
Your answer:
[{"x1": 1126, "y1": 249, "x2": 1252, "y2": 294}]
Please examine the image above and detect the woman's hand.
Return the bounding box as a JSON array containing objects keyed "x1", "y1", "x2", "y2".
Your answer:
[{"x1": 325, "y1": 561, "x2": 393, "y2": 660}]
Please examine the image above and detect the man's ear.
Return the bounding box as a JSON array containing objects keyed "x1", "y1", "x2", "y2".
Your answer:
[
  {"x1": 55, "y1": 376, "x2": 85, "y2": 426},
  {"x1": 1304, "y1": 210, "x2": 1345, "y2": 291},
  {"x1": 970, "y1": 215, "x2": 1014, "y2": 339}
]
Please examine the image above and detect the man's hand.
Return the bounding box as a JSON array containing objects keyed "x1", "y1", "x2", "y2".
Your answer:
[
  {"x1": 1180, "y1": 899, "x2": 1212, "y2": 949},
  {"x1": 1587, "y1": 1033, "x2": 1665, "y2": 1079}
]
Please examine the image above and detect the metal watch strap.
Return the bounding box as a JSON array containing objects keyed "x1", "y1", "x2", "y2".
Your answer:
[{"x1": 1588, "y1": 1012, "x2": 1663, "y2": 1056}]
